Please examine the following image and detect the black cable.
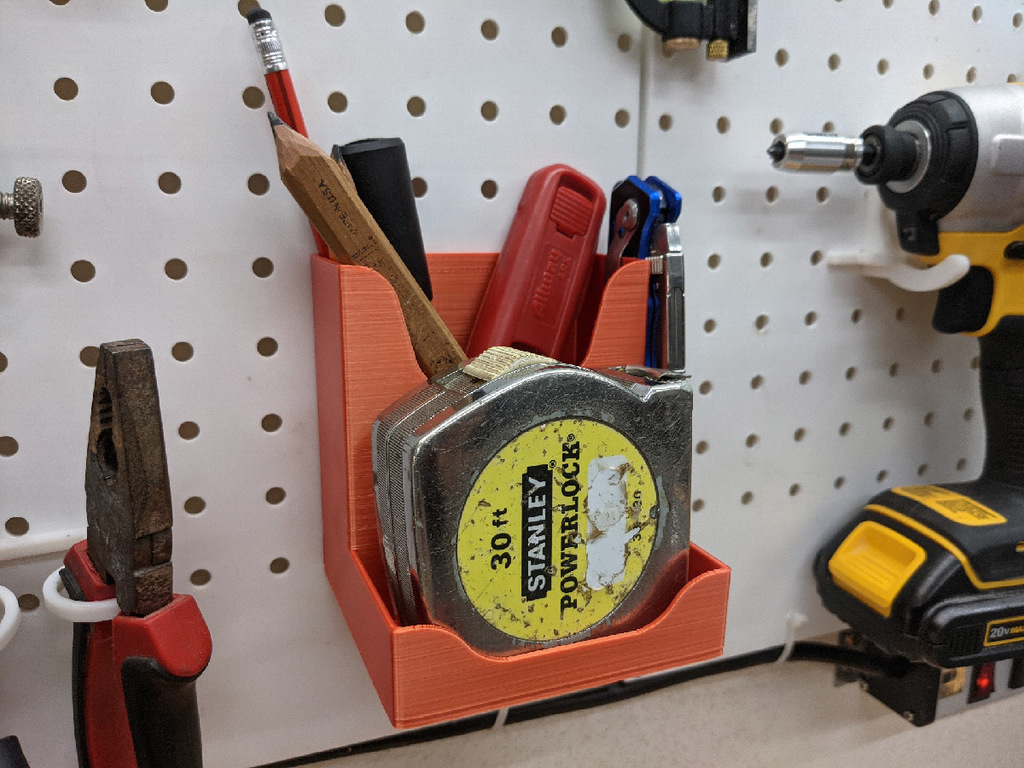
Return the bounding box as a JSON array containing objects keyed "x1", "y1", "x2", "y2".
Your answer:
[{"x1": 254, "y1": 640, "x2": 910, "y2": 767}]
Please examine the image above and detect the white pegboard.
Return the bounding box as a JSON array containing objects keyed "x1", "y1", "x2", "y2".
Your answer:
[{"x1": 0, "y1": 1, "x2": 1019, "y2": 766}]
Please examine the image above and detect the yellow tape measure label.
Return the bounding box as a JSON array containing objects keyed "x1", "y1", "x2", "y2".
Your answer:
[
  {"x1": 892, "y1": 485, "x2": 1007, "y2": 527},
  {"x1": 456, "y1": 418, "x2": 658, "y2": 642},
  {"x1": 984, "y1": 616, "x2": 1024, "y2": 647}
]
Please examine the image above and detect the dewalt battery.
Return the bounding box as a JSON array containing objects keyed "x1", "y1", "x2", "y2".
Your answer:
[{"x1": 372, "y1": 347, "x2": 692, "y2": 655}]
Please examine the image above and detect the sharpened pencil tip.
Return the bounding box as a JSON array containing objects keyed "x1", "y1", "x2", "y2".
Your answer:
[{"x1": 268, "y1": 112, "x2": 285, "y2": 131}]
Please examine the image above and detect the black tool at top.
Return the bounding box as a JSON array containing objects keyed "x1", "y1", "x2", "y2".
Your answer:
[{"x1": 332, "y1": 138, "x2": 433, "y2": 300}]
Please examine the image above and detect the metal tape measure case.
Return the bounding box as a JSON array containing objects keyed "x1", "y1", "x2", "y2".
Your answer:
[{"x1": 373, "y1": 350, "x2": 692, "y2": 655}]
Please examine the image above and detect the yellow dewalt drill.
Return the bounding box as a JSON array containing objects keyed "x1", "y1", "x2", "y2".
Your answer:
[{"x1": 771, "y1": 85, "x2": 1024, "y2": 673}]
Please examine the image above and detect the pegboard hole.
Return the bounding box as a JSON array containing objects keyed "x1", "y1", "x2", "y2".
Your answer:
[
  {"x1": 481, "y1": 19, "x2": 499, "y2": 40},
  {"x1": 658, "y1": 114, "x2": 673, "y2": 131},
  {"x1": 481, "y1": 101, "x2": 499, "y2": 121},
  {"x1": 876, "y1": 470, "x2": 889, "y2": 483},
  {"x1": 551, "y1": 26, "x2": 568, "y2": 47},
  {"x1": 695, "y1": 441, "x2": 709, "y2": 455},
  {"x1": 816, "y1": 187, "x2": 830, "y2": 203},
  {"x1": 617, "y1": 34, "x2": 633, "y2": 52},
  {"x1": 481, "y1": 180, "x2": 498, "y2": 199},
  {"x1": 184, "y1": 497, "x2": 206, "y2": 515},
  {"x1": 54, "y1": 77, "x2": 78, "y2": 101},
  {"x1": 804, "y1": 311, "x2": 817, "y2": 327},
  {"x1": 811, "y1": 250, "x2": 824, "y2": 266},
  {"x1": 328, "y1": 92, "x2": 348, "y2": 113},
  {"x1": 1009, "y1": 74, "x2": 1019, "y2": 83},
  {"x1": 822, "y1": 121, "x2": 836, "y2": 133},
  {"x1": 924, "y1": 63, "x2": 935, "y2": 79},
  {"x1": 257, "y1": 337, "x2": 278, "y2": 357},
  {"x1": 751, "y1": 375, "x2": 764, "y2": 390},
  {"x1": 703, "y1": 319, "x2": 717, "y2": 334},
  {"x1": 972, "y1": 5, "x2": 982, "y2": 22},
  {"x1": 615, "y1": 109, "x2": 631, "y2": 128},
  {"x1": 165, "y1": 258, "x2": 188, "y2": 280},
  {"x1": 266, "y1": 487, "x2": 287, "y2": 504},
  {"x1": 698, "y1": 381, "x2": 713, "y2": 395},
  {"x1": 237, "y1": 2, "x2": 259, "y2": 19},
  {"x1": 839, "y1": 422, "x2": 851, "y2": 436},
  {"x1": 794, "y1": 428, "x2": 806, "y2": 442},
  {"x1": 931, "y1": 359, "x2": 943, "y2": 373},
  {"x1": 692, "y1": 499, "x2": 705, "y2": 512},
  {"x1": 775, "y1": 49, "x2": 789, "y2": 67},
  {"x1": 889, "y1": 362, "x2": 900, "y2": 377},
  {"x1": 964, "y1": 408, "x2": 975, "y2": 421},
  {"x1": 178, "y1": 422, "x2": 200, "y2": 441},
  {"x1": 716, "y1": 116, "x2": 731, "y2": 134},
  {"x1": 262, "y1": 414, "x2": 283, "y2": 432},
  {"x1": 71, "y1": 260, "x2": 96, "y2": 283},
  {"x1": 851, "y1": 308, "x2": 862, "y2": 323},
  {"x1": 190, "y1": 569, "x2": 211, "y2": 587},
  {"x1": 834, "y1": 476, "x2": 846, "y2": 489},
  {"x1": 745, "y1": 434, "x2": 759, "y2": 448},
  {"x1": 765, "y1": 186, "x2": 779, "y2": 203},
  {"x1": 405, "y1": 11, "x2": 425, "y2": 33},
  {"x1": 918, "y1": 464, "x2": 929, "y2": 477},
  {"x1": 828, "y1": 54, "x2": 841, "y2": 71},
  {"x1": 325, "y1": 4, "x2": 346, "y2": 27},
  {"x1": 712, "y1": 186, "x2": 726, "y2": 203},
  {"x1": 0, "y1": 352, "x2": 7, "y2": 373},
  {"x1": 755, "y1": 314, "x2": 769, "y2": 331},
  {"x1": 145, "y1": 0, "x2": 168, "y2": 11},
  {"x1": 741, "y1": 491, "x2": 754, "y2": 505},
  {"x1": 151, "y1": 81, "x2": 174, "y2": 105},
  {"x1": 883, "y1": 416, "x2": 895, "y2": 431},
  {"x1": 799, "y1": 370, "x2": 812, "y2": 385},
  {"x1": 5, "y1": 517, "x2": 29, "y2": 536},
  {"x1": 924, "y1": 411, "x2": 936, "y2": 427},
  {"x1": 79, "y1": 346, "x2": 99, "y2": 367},
  {"x1": 159, "y1": 172, "x2": 181, "y2": 195},
  {"x1": 770, "y1": 118, "x2": 784, "y2": 134},
  {"x1": 929, "y1": 0, "x2": 940, "y2": 15},
  {"x1": 877, "y1": 59, "x2": 890, "y2": 75},
  {"x1": 0, "y1": 437, "x2": 19, "y2": 457},
  {"x1": 845, "y1": 366, "x2": 857, "y2": 381},
  {"x1": 407, "y1": 96, "x2": 426, "y2": 117},
  {"x1": 550, "y1": 105, "x2": 567, "y2": 125},
  {"x1": 242, "y1": 86, "x2": 266, "y2": 109},
  {"x1": 270, "y1": 557, "x2": 290, "y2": 574},
  {"x1": 252, "y1": 257, "x2": 274, "y2": 278},
  {"x1": 1015, "y1": 12, "x2": 1024, "y2": 28},
  {"x1": 412, "y1": 177, "x2": 428, "y2": 197},
  {"x1": 171, "y1": 342, "x2": 194, "y2": 362},
  {"x1": 708, "y1": 253, "x2": 722, "y2": 269},
  {"x1": 248, "y1": 174, "x2": 270, "y2": 195},
  {"x1": 18, "y1": 594, "x2": 39, "y2": 612},
  {"x1": 967, "y1": 67, "x2": 978, "y2": 84},
  {"x1": 62, "y1": 171, "x2": 86, "y2": 193},
  {"x1": 760, "y1": 252, "x2": 773, "y2": 268},
  {"x1": 957, "y1": 459, "x2": 968, "y2": 472}
]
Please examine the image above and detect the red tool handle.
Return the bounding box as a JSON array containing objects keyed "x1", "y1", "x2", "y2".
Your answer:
[
  {"x1": 64, "y1": 542, "x2": 212, "y2": 768},
  {"x1": 467, "y1": 165, "x2": 606, "y2": 359}
]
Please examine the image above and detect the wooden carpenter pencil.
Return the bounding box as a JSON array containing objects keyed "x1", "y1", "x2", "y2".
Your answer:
[{"x1": 269, "y1": 114, "x2": 466, "y2": 378}]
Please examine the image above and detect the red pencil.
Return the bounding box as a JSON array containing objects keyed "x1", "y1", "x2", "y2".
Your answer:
[{"x1": 248, "y1": 8, "x2": 329, "y2": 259}]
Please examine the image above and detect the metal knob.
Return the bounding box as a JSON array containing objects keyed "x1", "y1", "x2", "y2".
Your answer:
[{"x1": 1, "y1": 177, "x2": 43, "y2": 237}]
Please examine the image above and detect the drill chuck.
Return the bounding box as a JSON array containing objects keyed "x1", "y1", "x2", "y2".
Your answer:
[{"x1": 768, "y1": 133, "x2": 874, "y2": 173}]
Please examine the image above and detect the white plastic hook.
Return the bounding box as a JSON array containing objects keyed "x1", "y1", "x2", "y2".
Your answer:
[
  {"x1": 0, "y1": 585, "x2": 21, "y2": 653},
  {"x1": 42, "y1": 567, "x2": 119, "y2": 624},
  {"x1": 826, "y1": 193, "x2": 970, "y2": 292}
]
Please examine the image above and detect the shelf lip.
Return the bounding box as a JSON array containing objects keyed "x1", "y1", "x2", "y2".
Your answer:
[{"x1": 0, "y1": 528, "x2": 83, "y2": 563}]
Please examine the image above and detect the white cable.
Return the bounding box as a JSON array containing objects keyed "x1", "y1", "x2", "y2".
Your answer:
[
  {"x1": 42, "y1": 567, "x2": 119, "y2": 624},
  {"x1": 491, "y1": 707, "x2": 510, "y2": 729},
  {"x1": 0, "y1": 585, "x2": 21, "y2": 653},
  {"x1": 775, "y1": 610, "x2": 808, "y2": 664}
]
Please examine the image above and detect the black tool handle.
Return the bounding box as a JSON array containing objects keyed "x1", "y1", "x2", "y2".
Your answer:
[
  {"x1": 121, "y1": 658, "x2": 204, "y2": 768},
  {"x1": 0, "y1": 736, "x2": 30, "y2": 768},
  {"x1": 979, "y1": 318, "x2": 1024, "y2": 488}
]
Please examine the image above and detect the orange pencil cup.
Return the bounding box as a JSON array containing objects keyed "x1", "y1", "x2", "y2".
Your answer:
[{"x1": 311, "y1": 252, "x2": 730, "y2": 728}]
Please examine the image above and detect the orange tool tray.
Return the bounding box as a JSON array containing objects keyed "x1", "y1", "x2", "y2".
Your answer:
[{"x1": 310, "y1": 252, "x2": 730, "y2": 729}]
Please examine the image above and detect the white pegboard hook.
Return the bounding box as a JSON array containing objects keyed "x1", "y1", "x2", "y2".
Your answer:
[
  {"x1": 826, "y1": 193, "x2": 970, "y2": 292},
  {"x1": 42, "y1": 567, "x2": 119, "y2": 624},
  {"x1": 0, "y1": 585, "x2": 22, "y2": 653}
]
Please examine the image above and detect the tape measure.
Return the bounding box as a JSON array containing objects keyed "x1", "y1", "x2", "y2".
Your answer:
[{"x1": 372, "y1": 347, "x2": 693, "y2": 655}]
